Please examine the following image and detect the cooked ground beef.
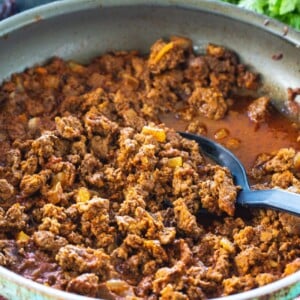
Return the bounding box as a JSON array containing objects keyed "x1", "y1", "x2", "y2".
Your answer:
[{"x1": 0, "y1": 36, "x2": 299, "y2": 299}]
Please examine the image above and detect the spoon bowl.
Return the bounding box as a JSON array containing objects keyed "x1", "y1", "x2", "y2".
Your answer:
[{"x1": 180, "y1": 132, "x2": 300, "y2": 216}]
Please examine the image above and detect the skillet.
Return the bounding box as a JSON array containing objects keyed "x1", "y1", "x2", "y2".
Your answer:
[{"x1": 0, "y1": 1, "x2": 300, "y2": 299}]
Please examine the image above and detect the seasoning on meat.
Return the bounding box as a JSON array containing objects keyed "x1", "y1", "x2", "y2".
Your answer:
[{"x1": 0, "y1": 36, "x2": 299, "y2": 299}]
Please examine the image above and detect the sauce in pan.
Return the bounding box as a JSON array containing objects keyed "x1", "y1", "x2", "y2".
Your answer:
[{"x1": 161, "y1": 96, "x2": 300, "y2": 171}]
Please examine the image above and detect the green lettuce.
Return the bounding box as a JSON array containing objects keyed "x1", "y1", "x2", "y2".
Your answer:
[{"x1": 219, "y1": 0, "x2": 300, "y2": 30}]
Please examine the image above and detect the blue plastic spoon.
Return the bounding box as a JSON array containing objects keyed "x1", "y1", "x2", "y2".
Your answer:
[{"x1": 180, "y1": 132, "x2": 300, "y2": 216}]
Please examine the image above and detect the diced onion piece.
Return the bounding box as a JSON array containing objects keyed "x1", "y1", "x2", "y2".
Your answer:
[
  {"x1": 220, "y1": 237, "x2": 235, "y2": 253},
  {"x1": 226, "y1": 138, "x2": 241, "y2": 150},
  {"x1": 142, "y1": 126, "x2": 166, "y2": 142},
  {"x1": 47, "y1": 182, "x2": 63, "y2": 204},
  {"x1": 76, "y1": 187, "x2": 90, "y2": 203},
  {"x1": 68, "y1": 61, "x2": 86, "y2": 74},
  {"x1": 16, "y1": 231, "x2": 30, "y2": 242},
  {"x1": 106, "y1": 279, "x2": 132, "y2": 295},
  {"x1": 214, "y1": 128, "x2": 229, "y2": 140},
  {"x1": 270, "y1": 260, "x2": 278, "y2": 268},
  {"x1": 28, "y1": 117, "x2": 41, "y2": 131},
  {"x1": 168, "y1": 156, "x2": 183, "y2": 168}
]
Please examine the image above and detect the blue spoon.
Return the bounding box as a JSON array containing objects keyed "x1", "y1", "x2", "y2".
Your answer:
[{"x1": 180, "y1": 132, "x2": 300, "y2": 216}]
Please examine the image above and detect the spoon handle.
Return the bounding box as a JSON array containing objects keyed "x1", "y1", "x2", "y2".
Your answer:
[{"x1": 239, "y1": 189, "x2": 300, "y2": 216}]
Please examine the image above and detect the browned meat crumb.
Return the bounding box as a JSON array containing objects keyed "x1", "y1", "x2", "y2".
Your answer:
[
  {"x1": 247, "y1": 96, "x2": 270, "y2": 123},
  {"x1": 199, "y1": 165, "x2": 237, "y2": 216},
  {"x1": 56, "y1": 244, "x2": 112, "y2": 280},
  {"x1": 55, "y1": 115, "x2": 83, "y2": 139},
  {"x1": 0, "y1": 179, "x2": 14, "y2": 201},
  {"x1": 188, "y1": 87, "x2": 228, "y2": 120},
  {"x1": 66, "y1": 273, "x2": 99, "y2": 297}
]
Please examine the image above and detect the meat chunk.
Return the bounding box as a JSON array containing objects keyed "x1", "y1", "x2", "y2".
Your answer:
[
  {"x1": 265, "y1": 148, "x2": 295, "y2": 173},
  {"x1": 122, "y1": 108, "x2": 146, "y2": 131},
  {"x1": 66, "y1": 273, "x2": 99, "y2": 297},
  {"x1": 173, "y1": 198, "x2": 202, "y2": 238},
  {"x1": 21, "y1": 155, "x2": 38, "y2": 174},
  {"x1": 55, "y1": 115, "x2": 83, "y2": 139},
  {"x1": 188, "y1": 87, "x2": 228, "y2": 120},
  {"x1": 31, "y1": 132, "x2": 57, "y2": 162},
  {"x1": 247, "y1": 96, "x2": 270, "y2": 123},
  {"x1": 90, "y1": 135, "x2": 110, "y2": 160},
  {"x1": 111, "y1": 234, "x2": 168, "y2": 282},
  {"x1": 0, "y1": 204, "x2": 28, "y2": 232},
  {"x1": 152, "y1": 261, "x2": 186, "y2": 293},
  {"x1": 80, "y1": 154, "x2": 104, "y2": 188},
  {"x1": 20, "y1": 170, "x2": 50, "y2": 196},
  {"x1": 116, "y1": 207, "x2": 175, "y2": 245},
  {"x1": 76, "y1": 197, "x2": 115, "y2": 248},
  {"x1": 0, "y1": 179, "x2": 14, "y2": 201},
  {"x1": 0, "y1": 240, "x2": 19, "y2": 266},
  {"x1": 32, "y1": 230, "x2": 68, "y2": 253},
  {"x1": 148, "y1": 36, "x2": 192, "y2": 74},
  {"x1": 284, "y1": 258, "x2": 300, "y2": 275},
  {"x1": 279, "y1": 213, "x2": 300, "y2": 235},
  {"x1": 199, "y1": 165, "x2": 237, "y2": 216},
  {"x1": 271, "y1": 170, "x2": 295, "y2": 189},
  {"x1": 84, "y1": 107, "x2": 119, "y2": 136},
  {"x1": 56, "y1": 245, "x2": 112, "y2": 280},
  {"x1": 160, "y1": 284, "x2": 188, "y2": 300},
  {"x1": 223, "y1": 275, "x2": 256, "y2": 295},
  {"x1": 255, "y1": 273, "x2": 278, "y2": 286},
  {"x1": 234, "y1": 246, "x2": 265, "y2": 275}
]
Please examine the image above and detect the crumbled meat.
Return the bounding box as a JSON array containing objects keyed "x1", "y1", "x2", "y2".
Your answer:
[
  {"x1": 173, "y1": 198, "x2": 202, "y2": 238},
  {"x1": 32, "y1": 230, "x2": 68, "y2": 253},
  {"x1": 188, "y1": 87, "x2": 228, "y2": 120},
  {"x1": 20, "y1": 170, "x2": 51, "y2": 196},
  {"x1": 0, "y1": 204, "x2": 28, "y2": 232},
  {"x1": 148, "y1": 36, "x2": 192, "y2": 74},
  {"x1": 223, "y1": 275, "x2": 256, "y2": 295},
  {"x1": 265, "y1": 148, "x2": 295, "y2": 172},
  {"x1": 84, "y1": 107, "x2": 119, "y2": 137},
  {"x1": 55, "y1": 115, "x2": 83, "y2": 139},
  {"x1": 284, "y1": 258, "x2": 300, "y2": 275},
  {"x1": 255, "y1": 273, "x2": 278, "y2": 286},
  {"x1": 0, "y1": 36, "x2": 299, "y2": 300},
  {"x1": 0, "y1": 179, "x2": 14, "y2": 201},
  {"x1": 234, "y1": 246, "x2": 265, "y2": 275},
  {"x1": 66, "y1": 273, "x2": 99, "y2": 297},
  {"x1": 279, "y1": 213, "x2": 300, "y2": 235},
  {"x1": 56, "y1": 245, "x2": 112, "y2": 280},
  {"x1": 160, "y1": 284, "x2": 189, "y2": 299},
  {"x1": 0, "y1": 240, "x2": 19, "y2": 267},
  {"x1": 76, "y1": 197, "x2": 116, "y2": 249},
  {"x1": 251, "y1": 148, "x2": 296, "y2": 180},
  {"x1": 247, "y1": 96, "x2": 270, "y2": 123},
  {"x1": 199, "y1": 165, "x2": 237, "y2": 216},
  {"x1": 286, "y1": 87, "x2": 300, "y2": 118}
]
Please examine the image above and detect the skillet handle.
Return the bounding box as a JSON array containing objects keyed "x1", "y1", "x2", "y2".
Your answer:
[{"x1": 238, "y1": 189, "x2": 300, "y2": 216}]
